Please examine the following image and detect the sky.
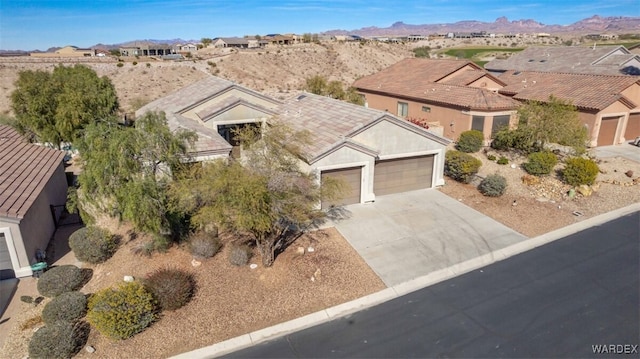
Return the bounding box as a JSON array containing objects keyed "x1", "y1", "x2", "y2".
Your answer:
[{"x1": 0, "y1": 0, "x2": 638, "y2": 51}]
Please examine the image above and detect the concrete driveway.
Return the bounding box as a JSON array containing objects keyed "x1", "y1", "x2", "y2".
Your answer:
[
  {"x1": 595, "y1": 143, "x2": 640, "y2": 162},
  {"x1": 330, "y1": 190, "x2": 526, "y2": 287}
]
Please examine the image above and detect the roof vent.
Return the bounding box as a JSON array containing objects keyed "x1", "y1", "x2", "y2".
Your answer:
[
  {"x1": 296, "y1": 94, "x2": 306, "y2": 101},
  {"x1": 540, "y1": 59, "x2": 547, "y2": 63},
  {"x1": 513, "y1": 71, "x2": 521, "y2": 75},
  {"x1": 528, "y1": 59, "x2": 535, "y2": 62}
]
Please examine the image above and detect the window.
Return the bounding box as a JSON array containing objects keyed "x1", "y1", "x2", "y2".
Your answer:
[
  {"x1": 397, "y1": 102, "x2": 408, "y2": 117},
  {"x1": 491, "y1": 115, "x2": 510, "y2": 136},
  {"x1": 471, "y1": 115, "x2": 485, "y2": 132},
  {"x1": 422, "y1": 106, "x2": 431, "y2": 113}
]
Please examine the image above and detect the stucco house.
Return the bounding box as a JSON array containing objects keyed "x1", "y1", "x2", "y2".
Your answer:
[
  {"x1": 498, "y1": 71, "x2": 640, "y2": 146},
  {"x1": 30, "y1": 45, "x2": 95, "y2": 58},
  {"x1": 0, "y1": 126, "x2": 68, "y2": 279},
  {"x1": 484, "y1": 45, "x2": 640, "y2": 76},
  {"x1": 353, "y1": 58, "x2": 520, "y2": 142},
  {"x1": 136, "y1": 76, "x2": 450, "y2": 208}
]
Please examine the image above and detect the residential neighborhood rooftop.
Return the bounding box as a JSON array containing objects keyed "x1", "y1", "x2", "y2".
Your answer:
[{"x1": 0, "y1": 126, "x2": 66, "y2": 219}]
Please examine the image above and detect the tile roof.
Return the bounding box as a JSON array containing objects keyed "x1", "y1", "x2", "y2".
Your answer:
[
  {"x1": 0, "y1": 126, "x2": 66, "y2": 219},
  {"x1": 354, "y1": 58, "x2": 519, "y2": 111},
  {"x1": 498, "y1": 70, "x2": 640, "y2": 111},
  {"x1": 278, "y1": 93, "x2": 449, "y2": 162},
  {"x1": 0, "y1": 125, "x2": 23, "y2": 141},
  {"x1": 485, "y1": 46, "x2": 640, "y2": 76}
]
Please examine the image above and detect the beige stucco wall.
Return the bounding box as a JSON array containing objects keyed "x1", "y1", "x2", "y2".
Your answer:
[
  {"x1": 204, "y1": 105, "x2": 271, "y2": 125},
  {"x1": 182, "y1": 88, "x2": 278, "y2": 121},
  {"x1": 311, "y1": 146, "x2": 375, "y2": 203},
  {"x1": 467, "y1": 76, "x2": 504, "y2": 91}
]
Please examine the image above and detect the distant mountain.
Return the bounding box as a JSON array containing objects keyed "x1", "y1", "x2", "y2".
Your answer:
[{"x1": 323, "y1": 15, "x2": 640, "y2": 36}]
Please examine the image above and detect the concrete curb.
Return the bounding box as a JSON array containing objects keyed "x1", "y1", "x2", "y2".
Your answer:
[{"x1": 171, "y1": 203, "x2": 640, "y2": 359}]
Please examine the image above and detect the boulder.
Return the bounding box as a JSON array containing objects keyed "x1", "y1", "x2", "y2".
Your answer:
[
  {"x1": 522, "y1": 174, "x2": 541, "y2": 186},
  {"x1": 577, "y1": 185, "x2": 593, "y2": 197},
  {"x1": 625, "y1": 170, "x2": 634, "y2": 178}
]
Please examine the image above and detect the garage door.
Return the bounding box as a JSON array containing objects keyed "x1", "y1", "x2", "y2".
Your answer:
[
  {"x1": 598, "y1": 117, "x2": 619, "y2": 146},
  {"x1": 374, "y1": 155, "x2": 434, "y2": 196},
  {"x1": 625, "y1": 113, "x2": 640, "y2": 140},
  {"x1": 321, "y1": 167, "x2": 361, "y2": 209},
  {"x1": 0, "y1": 233, "x2": 15, "y2": 280}
]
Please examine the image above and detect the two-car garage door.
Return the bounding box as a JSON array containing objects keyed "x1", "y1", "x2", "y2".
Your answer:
[{"x1": 320, "y1": 155, "x2": 435, "y2": 209}]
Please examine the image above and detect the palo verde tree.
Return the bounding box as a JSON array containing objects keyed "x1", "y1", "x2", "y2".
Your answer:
[
  {"x1": 78, "y1": 111, "x2": 196, "y2": 241},
  {"x1": 10, "y1": 64, "x2": 119, "y2": 148},
  {"x1": 170, "y1": 122, "x2": 340, "y2": 267},
  {"x1": 516, "y1": 95, "x2": 588, "y2": 153},
  {"x1": 304, "y1": 75, "x2": 364, "y2": 105}
]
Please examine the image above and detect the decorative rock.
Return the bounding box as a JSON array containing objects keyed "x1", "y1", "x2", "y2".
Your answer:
[
  {"x1": 123, "y1": 275, "x2": 134, "y2": 282},
  {"x1": 249, "y1": 263, "x2": 258, "y2": 269},
  {"x1": 521, "y1": 174, "x2": 541, "y2": 186},
  {"x1": 625, "y1": 170, "x2": 634, "y2": 178},
  {"x1": 510, "y1": 164, "x2": 517, "y2": 169},
  {"x1": 191, "y1": 259, "x2": 201, "y2": 267},
  {"x1": 313, "y1": 268, "x2": 321, "y2": 280},
  {"x1": 85, "y1": 346, "x2": 96, "y2": 353},
  {"x1": 591, "y1": 183, "x2": 600, "y2": 192},
  {"x1": 296, "y1": 247, "x2": 305, "y2": 255},
  {"x1": 307, "y1": 247, "x2": 315, "y2": 253},
  {"x1": 577, "y1": 185, "x2": 593, "y2": 197}
]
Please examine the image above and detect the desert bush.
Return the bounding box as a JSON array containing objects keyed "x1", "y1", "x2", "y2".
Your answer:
[
  {"x1": 38, "y1": 265, "x2": 84, "y2": 298},
  {"x1": 69, "y1": 226, "x2": 118, "y2": 264},
  {"x1": 562, "y1": 157, "x2": 599, "y2": 186},
  {"x1": 42, "y1": 291, "x2": 87, "y2": 325},
  {"x1": 28, "y1": 321, "x2": 86, "y2": 359},
  {"x1": 497, "y1": 156, "x2": 509, "y2": 165},
  {"x1": 491, "y1": 128, "x2": 536, "y2": 153},
  {"x1": 229, "y1": 244, "x2": 252, "y2": 266},
  {"x1": 116, "y1": 62, "x2": 124, "y2": 68},
  {"x1": 188, "y1": 231, "x2": 222, "y2": 259},
  {"x1": 143, "y1": 267, "x2": 196, "y2": 311},
  {"x1": 522, "y1": 151, "x2": 558, "y2": 175},
  {"x1": 132, "y1": 61, "x2": 137, "y2": 66},
  {"x1": 87, "y1": 282, "x2": 157, "y2": 340},
  {"x1": 456, "y1": 130, "x2": 484, "y2": 153},
  {"x1": 478, "y1": 174, "x2": 508, "y2": 197},
  {"x1": 444, "y1": 150, "x2": 482, "y2": 183},
  {"x1": 487, "y1": 154, "x2": 496, "y2": 161}
]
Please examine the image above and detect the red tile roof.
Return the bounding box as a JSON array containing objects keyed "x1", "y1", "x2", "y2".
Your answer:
[
  {"x1": 498, "y1": 71, "x2": 640, "y2": 111},
  {"x1": 0, "y1": 126, "x2": 66, "y2": 219},
  {"x1": 354, "y1": 58, "x2": 518, "y2": 111}
]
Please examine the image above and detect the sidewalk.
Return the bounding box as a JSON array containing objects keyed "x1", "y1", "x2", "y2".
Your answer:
[{"x1": 172, "y1": 202, "x2": 640, "y2": 359}]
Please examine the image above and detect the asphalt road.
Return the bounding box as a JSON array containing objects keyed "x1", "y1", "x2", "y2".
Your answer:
[{"x1": 225, "y1": 212, "x2": 640, "y2": 358}]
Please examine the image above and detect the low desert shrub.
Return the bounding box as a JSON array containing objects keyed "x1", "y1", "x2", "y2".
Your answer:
[
  {"x1": 42, "y1": 291, "x2": 87, "y2": 325},
  {"x1": 497, "y1": 156, "x2": 509, "y2": 165},
  {"x1": 229, "y1": 244, "x2": 252, "y2": 266},
  {"x1": 37, "y1": 265, "x2": 84, "y2": 298},
  {"x1": 68, "y1": 226, "x2": 118, "y2": 264},
  {"x1": 132, "y1": 61, "x2": 138, "y2": 66},
  {"x1": 456, "y1": 130, "x2": 484, "y2": 153},
  {"x1": 487, "y1": 154, "x2": 497, "y2": 161},
  {"x1": 28, "y1": 321, "x2": 85, "y2": 359},
  {"x1": 522, "y1": 151, "x2": 558, "y2": 176},
  {"x1": 116, "y1": 62, "x2": 124, "y2": 68},
  {"x1": 491, "y1": 128, "x2": 536, "y2": 153},
  {"x1": 87, "y1": 282, "x2": 157, "y2": 340},
  {"x1": 188, "y1": 231, "x2": 222, "y2": 259},
  {"x1": 562, "y1": 157, "x2": 599, "y2": 186},
  {"x1": 478, "y1": 174, "x2": 508, "y2": 197},
  {"x1": 143, "y1": 267, "x2": 196, "y2": 311},
  {"x1": 444, "y1": 150, "x2": 482, "y2": 183}
]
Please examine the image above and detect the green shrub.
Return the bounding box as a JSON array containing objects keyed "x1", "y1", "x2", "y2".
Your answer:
[
  {"x1": 42, "y1": 291, "x2": 87, "y2": 325},
  {"x1": 143, "y1": 267, "x2": 196, "y2": 311},
  {"x1": 229, "y1": 244, "x2": 252, "y2": 266},
  {"x1": 444, "y1": 150, "x2": 482, "y2": 183},
  {"x1": 456, "y1": 130, "x2": 484, "y2": 153},
  {"x1": 69, "y1": 226, "x2": 118, "y2": 264},
  {"x1": 563, "y1": 157, "x2": 599, "y2": 186},
  {"x1": 487, "y1": 154, "x2": 496, "y2": 161},
  {"x1": 497, "y1": 156, "x2": 509, "y2": 165},
  {"x1": 491, "y1": 128, "x2": 536, "y2": 153},
  {"x1": 188, "y1": 231, "x2": 222, "y2": 259},
  {"x1": 38, "y1": 265, "x2": 84, "y2": 298},
  {"x1": 116, "y1": 62, "x2": 124, "y2": 68},
  {"x1": 28, "y1": 321, "x2": 86, "y2": 359},
  {"x1": 522, "y1": 151, "x2": 558, "y2": 175},
  {"x1": 87, "y1": 282, "x2": 157, "y2": 340},
  {"x1": 478, "y1": 174, "x2": 508, "y2": 197},
  {"x1": 132, "y1": 61, "x2": 137, "y2": 65}
]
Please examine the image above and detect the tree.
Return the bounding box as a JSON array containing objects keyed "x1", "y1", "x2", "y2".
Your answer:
[
  {"x1": 304, "y1": 75, "x2": 327, "y2": 95},
  {"x1": 201, "y1": 37, "x2": 213, "y2": 47},
  {"x1": 326, "y1": 80, "x2": 345, "y2": 99},
  {"x1": 170, "y1": 122, "x2": 338, "y2": 267},
  {"x1": 77, "y1": 111, "x2": 196, "y2": 239},
  {"x1": 10, "y1": 64, "x2": 119, "y2": 148},
  {"x1": 516, "y1": 95, "x2": 588, "y2": 153}
]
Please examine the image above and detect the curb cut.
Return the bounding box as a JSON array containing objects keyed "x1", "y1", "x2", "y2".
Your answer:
[{"x1": 171, "y1": 203, "x2": 640, "y2": 359}]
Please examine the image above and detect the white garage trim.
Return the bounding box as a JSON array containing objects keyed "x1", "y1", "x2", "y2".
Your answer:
[{"x1": 0, "y1": 227, "x2": 30, "y2": 279}]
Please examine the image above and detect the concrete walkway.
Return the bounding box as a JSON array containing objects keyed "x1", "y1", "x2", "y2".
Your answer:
[
  {"x1": 595, "y1": 143, "x2": 640, "y2": 162},
  {"x1": 331, "y1": 189, "x2": 527, "y2": 286}
]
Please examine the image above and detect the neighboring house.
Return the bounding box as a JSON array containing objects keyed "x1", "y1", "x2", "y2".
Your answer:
[
  {"x1": 279, "y1": 93, "x2": 450, "y2": 208},
  {"x1": 498, "y1": 71, "x2": 640, "y2": 146},
  {"x1": 137, "y1": 76, "x2": 450, "y2": 208},
  {"x1": 212, "y1": 37, "x2": 262, "y2": 49},
  {"x1": 136, "y1": 76, "x2": 281, "y2": 161},
  {"x1": 119, "y1": 44, "x2": 173, "y2": 57},
  {"x1": 31, "y1": 45, "x2": 95, "y2": 57},
  {"x1": 353, "y1": 58, "x2": 520, "y2": 141},
  {"x1": 484, "y1": 45, "x2": 640, "y2": 76},
  {"x1": 0, "y1": 126, "x2": 68, "y2": 279},
  {"x1": 176, "y1": 43, "x2": 199, "y2": 54}
]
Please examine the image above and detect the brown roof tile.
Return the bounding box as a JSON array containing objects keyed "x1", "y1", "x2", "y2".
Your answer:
[
  {"x1": 498, "y1": 71, "x2": 640, "y2": 111},
  {"x1": 0, "y1": 126, "x2": 66, "y2": 219}
]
